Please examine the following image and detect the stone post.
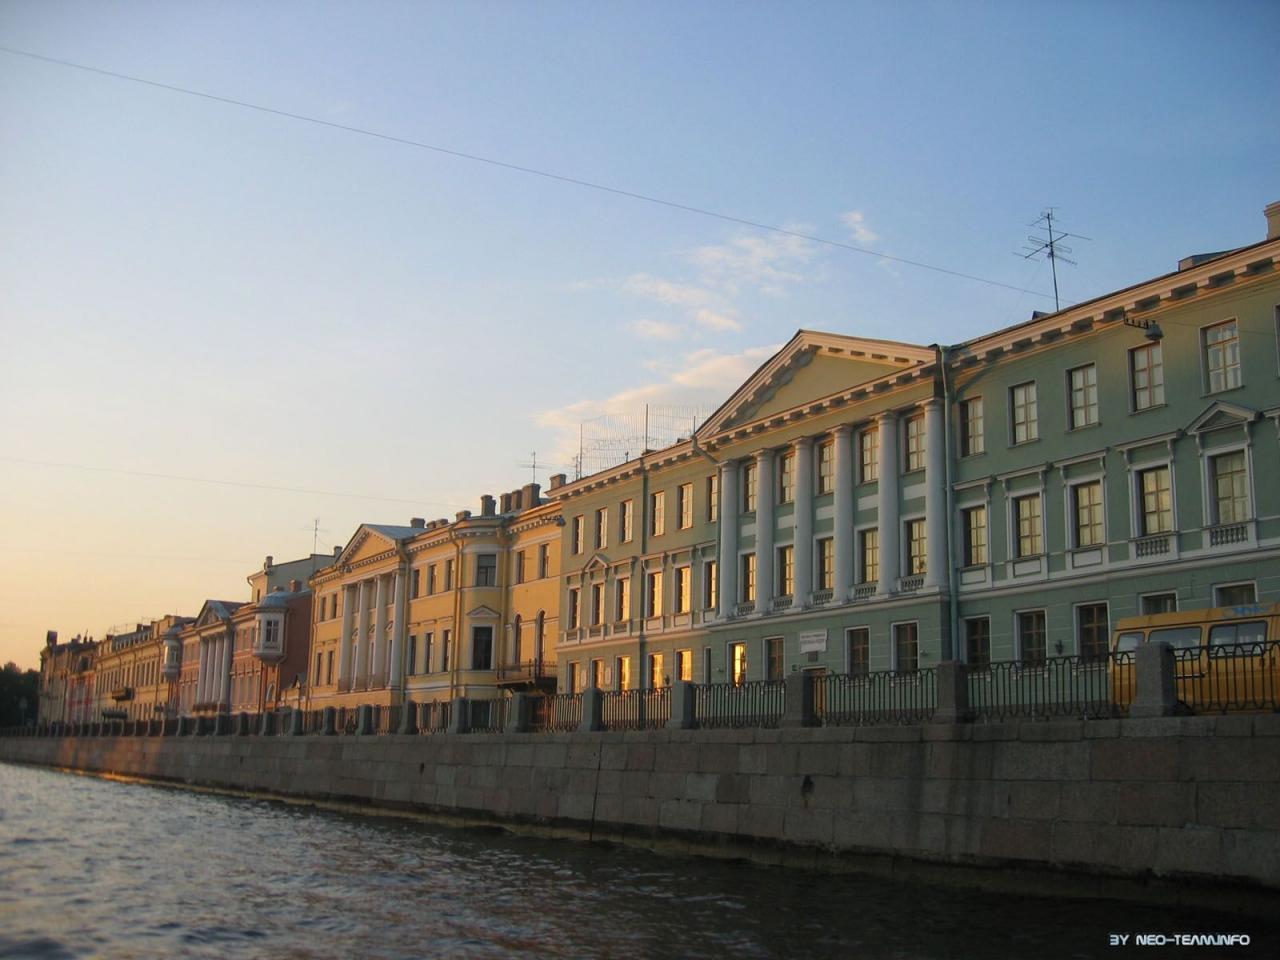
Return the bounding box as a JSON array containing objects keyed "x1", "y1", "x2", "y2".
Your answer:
[
  {"x1": 505, "y1": 693, "x2": 532, "y2": 734},
  {"x1": 579, "y1": 687, "x2": 604, "y2": 733},
  {"x1": 398, "y1": 699, "x2": 418, "y2": 735},
  {"x1": 781, "y1": 671, "x2": 816, "y2": 728},
  {"x1": 259, "y1": 711, "x2": 275, "y2": 736},
  {"x1": 322, "y1": 706, "x2": 337, "y2": 736},
  {"x1": 213, "y1": 712, "x2": 230, "y2": 736},
  {"x1": 449, "y1": 698, "x2": 472, "y2": 735},
  {"x1": 356, "y1": 704, "x2": 373, "y2": 735},
  {"x1": 933, "y1": 661, "x2": 970, "y2": 723},
  {"x1": 666, "y1": 680, "x2": 696, "y2": 730},
  {"x1": 288, "y1": 707, "x2": 304, "y2": 736},
  {"x1": 1131, "y1": 641, "x2": 1178, "y2": 718}
]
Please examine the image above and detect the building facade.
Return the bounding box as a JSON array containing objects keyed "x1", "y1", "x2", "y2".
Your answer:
[{"x1": 37, "y1": 632, "x2": 97, "y2": 725}]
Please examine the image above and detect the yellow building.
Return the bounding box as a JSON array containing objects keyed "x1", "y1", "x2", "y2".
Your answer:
[
  {"x1": 92, "y1": 615, "x2": 189, "y2": 721},
  {"x1": 308, "y1": 483, "x2": 561, "y2": 711}
]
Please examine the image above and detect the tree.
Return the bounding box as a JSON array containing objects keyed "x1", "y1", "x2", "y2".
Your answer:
[{"x1": 0, "y1": 662, "x2": 39, "y2": 727}]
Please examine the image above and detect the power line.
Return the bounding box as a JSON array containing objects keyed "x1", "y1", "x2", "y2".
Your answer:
[
  {"x1": 0, "y1": 456, "x2": 466, "y2": 509},
  {"x1": 0, "y1": 44, "x2": 1053, "y2": 300}
]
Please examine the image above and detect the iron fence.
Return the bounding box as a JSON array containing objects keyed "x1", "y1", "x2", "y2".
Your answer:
[
  {"x1": 417, "y1": 701, "x2": 452, "y2": 735},
  {"x1": 601, "y1": 688, "x2": 671, "y2": 731},
  {"x1": 967, "y1": 654, "x2": 1125, "y2": 722},
  {"x1": 370, "y1": 705, "x2": 402, "y2": 735},
  {"x1": 1174, "y1": 641, "x2": 1280, "y2": 713},
  {"x1": 531, "y1": 693, "x2": 582, "y2": 733},
  {"x1": 694, "y1": 680, "x2": 785, "y2": 729},
  {"x1": 334, "y1": 706, "x2": 358, "y2": 736},
  {"x1": 468, "y1": 699, "x2": 508, "y2": 734},
  {"x1": 816, "y1": 669, "x2": 938, "y2": 726}
]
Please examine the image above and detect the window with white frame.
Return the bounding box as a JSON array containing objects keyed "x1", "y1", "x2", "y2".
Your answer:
[
  {"x1": 646, "y1": 570, "x2": 663, "y2": 617},
  {"x1": 859, "y1": 528, "x2": 879, "y2": 583},
  {"x1": 817, "y1": 537, "x2": 834, "y2": 590},
  {"x1": 742, "y1": 462, "x2": 757, "y2": 512},
  {"x1": 1077, "y1": 603, "x2": 1109, "y2": 660},
  {"x1": 677, "y1": 483, "x2": 693, "y2": 529},
  {"x1": 1068, "y1": 364, "x2": 1098, "y2": 429},
  {"x1": 730, "y1": 642, "x2": 748, "y2": 685},
  {"x1": 675, "y1": 565, "x2": 691, "y2": 614},
  {"x1": 1203, "y1": 319, "x2": 1241, "y2": 393},
  {"x1": 1017, "y1": 610, "x2": 1047, "y2": 666},
  {"x1": 538, "y1": 544, "x2": 550, "y2": 579},
  {"x1": 1015, "y1": 494, "x2": 1043, "y2": 558},
  {"x1": 1130, "y1": 342, "x2": 1164, "y2": 411},
  {"x1": 777, "y1": 544, "x2": 794, "y2": 596},
  {"x1": 590, "y1": 582, "x2": 604, "y2": 626},
  {"x1": 905, "y1": 414, "x2": 925, "y2": 471},
  {"x1": 706, "y1": 475, "x2": 718, "y2": 522},
  {"x1": 766, "y1": 637, "x2": 784, "y2": 680},
  {"x1": 1139, "y1": 465, "x2": 1173, "y2": 535},
  {"x1": 778, "y1": 452, "x2": 794, "y2": 503},
  {"x1": 860, "y1": 427, "x2": 878, "y2": 482},
  {"x1": 650, "y1": 491, "x2": 666, "y2": 536},
  {"x1": 817, "y1": 440, "x2": 834, "y2": 494},
  {"x1": 594, "y1": 507, "x2": 608, "y2": 550},
  {"x1": 964, "y1": 616, "x2": 990, "y2": 669},
  {"x1": 1214, "y1": 582, "x2": 1256, "y2": 606},
  {"x1": 572, "y1": 516, "x2": 584, "y2": 554},
  {"x1": 1210, "y1": 451, "x2": 1248, "y2": 524},
  {"x1": 960, "y1": 397, "x2": 984, "y2": 456},
  {"x1": 676, "y1": 649, "x2": 692, "y2": 682},
  {"x1": 703, "y1": 560, "x2": 717, "y2": 610},
  {"x1": 615, "y1": 576, "x2": 630, "y2": 622},
  {"x1": 567, "y1": 588, "x2": 580, "y2": 630},
  {"x1": 847, "y1": 627, "x2": 869, "y2": 676},
  {"x1": 962, "y1": 505, "x2": 987, "y2": 566},
  {"x1": 893, "y1": 622, "x2": 919, "y2": 672},
  {"x1": 741, "y1": 554, "x2": 756, "y2": 602},
  {"x1": 620, "y1": 499, "x2": 634, "y2": 543},
  {"x1": 1011, "y1": 382, "x2": 1038, "y2": 444},
  {"x1": 905, "y1": 519, "x2": 927, "y2": 575},
  {"x1": 1140, "y1": 592, "x2": 1177, "y2": 615},
  {"x1": 1072, "y1": 480, "x2": 1104, "y2": 548}
]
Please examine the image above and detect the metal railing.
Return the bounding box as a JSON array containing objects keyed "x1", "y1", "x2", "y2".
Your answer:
[
  {"x1": 496, "y1": 659, "x2": 558, "y2": 684},
  {"x1": 967, "y1": 653, "x2": 1128, "y2": 722},
  {"x1": 816, "y1": 669, "x2": 937, "y2": 726},
  {"x1": 371, "y1": 705, "x2": 402, "y2": 735},
  {"x1": 531, "y1": 693, "x2": 582, "y2": 733},
  {"x1": 334, "y1": 706, "x2": 358, "y2": 736},
  {"x1": 300, "y1": 710, "x2": 325, "y2": 735},
  {"x1": 1174, "y1": 641, "x2": 1280, "y2": 713},
  {"x1": 468, "y1": 699, "x2": 507, "y2": 734},
  {"x1": 1208, "y1": 522, "x2": 1249, "y2": 546},
  {"x1": 695, "y1": 680, "x2": 785, "y2": 729},
  {"x1": 601, "y1": 688, "x2": 671, "y2": 731},
  {"x1": 417, "y1": 701, "x2": 451, "y2": 735}
]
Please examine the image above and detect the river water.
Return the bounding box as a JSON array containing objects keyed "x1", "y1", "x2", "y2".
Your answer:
[{"x1": 0, "y1": 762, "x2": 1268, "y2": 959}]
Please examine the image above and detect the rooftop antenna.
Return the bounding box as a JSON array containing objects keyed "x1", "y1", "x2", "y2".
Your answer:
[
  {"x1": 516, "y1": 451, "x2": 540, "y2": 486},
  {"x1": 1020, "y1": 208, "x2": 1090, "y2": 312},
  {"x1": 303, "y1": 517, "x2": 330, "y2": 554}
]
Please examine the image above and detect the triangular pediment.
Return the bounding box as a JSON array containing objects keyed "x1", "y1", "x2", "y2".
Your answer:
[
  {"x1": 334, "y1": 524, "x2": 401, "y2": 568},
  {"x1": 1187, "y1": 401, "x2": 1257, "y2": 435},
  {"x1": 583, "y1": 553, "x2": 610, "y2": 573},
  {"x1": 193, "y1": 599, "x2": 241, "y2": 629},
  {"x1": 467, "y1": 605, "x2": 501, "y2": 619},
  {"x1": 697, "y1": 330, "x2": 933, "y2": 437}
]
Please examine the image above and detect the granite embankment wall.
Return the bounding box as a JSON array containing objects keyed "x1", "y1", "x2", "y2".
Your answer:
[{"x1": 4, "y1": 715, "x2": 1279, "y2": 906}]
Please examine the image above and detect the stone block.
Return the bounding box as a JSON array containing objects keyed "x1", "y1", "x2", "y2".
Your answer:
[
  {"x1": 1091, "y1": 738, "x2": 1179, "y2": 782},
  {"x1": 1196, "y1": 782, "x2": 1280, "y2": 831},
  {"x1": 993, "y1": 742, "x2": 1089, "y2": 781},
  {"x1": 714, "y1": 773, "x2": 751, "y2": 805},
  {"x1": 658, "y1": 799, "x2": 703, "y2": 832},
  {"x1": 592, "y1": 793, "x2": 623, "y2": 823},
  {"x1": 1222, "y1": 829, "x2": 1280, "y2": 886},
  {"x1": 748, "y1": 775, "x2": 793, "y2": 807},
  {"x1": 599, "y1": 743, "x2": 628, "y2": 771},
  {"x1": 782, "y1": 807, "x2": 833, "y2": 845},
  {"x1": 1005, "y1": 781, "x2": 1061, "y2": 821},
  {"x1": 1153, "y1": 825, "x2": 1223, "y2": 877},
  {"x1": 557, "y1": 792, "x2": 595, "y2": 822},
  {"x1": 626, "y1": 744, "x2": 656, "y2": 772},
  {"x1": 644, "y1": 771, "x2": 686, "y2": 800},
  {"x1": 565, "y1": 742, "x2": 600, "y2": 769},
  {"x1": 1116, "y1": 782, "x2": 1195, "y2": 827},
  {"x1": 1057, "y1": 781, "x2": 1119, "y2": 824},
  {"x1": 1082, "y1": 719, "x2": 1121, "y2": 739},
  {"x1": 1017, "y1": 720, "x2": 1083, "y2": 742},
  {"x1": 794, "y1": 744, "x2": 840, "y2": 777},
  {"x1": 653, "y1": 743, "x2": 699, "y2": 773},
  {"x1": 739, "y1": 744, "x2": 770, "y2": 775},
  {"x1": 700, "y1": 802, "x2": 740, "y2": 835},
  {"x1": 977, "y1": 816, "x2": 1052, "y2": 863},
  {"x1": 696, "y1": 742, "x2": 739, "y2": 774},
  {"x1": 1180, "y1": 738, "x2": 1277, "y2": 783},
  {"x1": 684, "y1": 772, "x2": 719, "y2": 803},
  {"x1": 620, "y1": 795, "x2": 659, "y2": 828}
]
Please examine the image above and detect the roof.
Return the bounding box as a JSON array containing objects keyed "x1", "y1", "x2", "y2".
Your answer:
[{"x1": 365, "y1": 524, "x2": 426, "y2": 541}]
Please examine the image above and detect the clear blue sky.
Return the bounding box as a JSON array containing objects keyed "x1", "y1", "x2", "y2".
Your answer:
[{"x1": 1, "y1": 0, "x2": 1277, "y2": 667}]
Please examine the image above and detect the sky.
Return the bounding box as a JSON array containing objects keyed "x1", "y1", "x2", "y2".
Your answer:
[{"x1": 1, "y1": 0, "x2": 1277, "y2": 668}]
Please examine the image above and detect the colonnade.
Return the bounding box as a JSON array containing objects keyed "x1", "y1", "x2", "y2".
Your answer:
[
  {"x1": 337, "y1": 567, "x2": 408, "y2": 692},
  {"x1": 717, "y1": 399, "x2": 949, "y2": 619},
  {"x1": 194, "y1": 630, "x2": 234, "y2": 708}
]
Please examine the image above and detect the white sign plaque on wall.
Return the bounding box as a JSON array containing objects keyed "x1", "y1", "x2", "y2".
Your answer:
[{"x1": 798, "y1": 629, "x2": 828, "y2": 654}]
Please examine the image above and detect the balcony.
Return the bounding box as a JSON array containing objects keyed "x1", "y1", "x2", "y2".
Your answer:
[
  {"x1": 1208, "y1": 522, "x2": 1249, "y2": 547},
  {"x1": 734, "y1": 601, "x2": 756, "y2": 617},
  {"x1": 495, "y1": 659, "x2": 558, "y2": 690},
  {"x1": 897, "y1": 574, "x2": 925, "y2": 593},
  {"x1": 853, "y1": 583, "x2": 877, "y2": 600},
  {"x1": 110, "y1": 687, "x2": 134, "y2": 702},
  {"x1": 810, "y1": 589, "x2": 834, "y2": 606},
  {"x1": 771, "y1": 596, "x2": 794, "y2": 612},
  {"x1": 1134, "y1": 534, "x2": 1170, "y2": 557}
]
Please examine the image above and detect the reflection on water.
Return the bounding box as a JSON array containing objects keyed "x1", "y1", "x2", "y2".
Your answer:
[{"x1": 0, "y1": 762, "x2": 1267, "y2": 959}]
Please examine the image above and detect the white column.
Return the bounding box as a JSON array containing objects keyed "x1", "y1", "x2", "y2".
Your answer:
[
  {"x1": 755, "y1": 449, "x2": 775, "y2": 609},
  {"x1": 200, "y1": 640, "x2": 213, "y2": 704},
  {"x1": 793, "y1": 436, "x2": 814, "y2": 605},
  {"x1": 372, "y1": 574, "x2": 389, "y2": 687},
  {"x1": 195, "y1": 641, "x2": 206, "y2": 703},
  {"x1": 923, "y1": 399, "x2": 949, "y2": 590},
  {"x1": 354, "y1": 579, "x2": 371, "y2": 689},
  {"x1": 218, "y1": 632, "x2": 233, "y2": 709},
  {"x1": 389, "y1": 568, "x2": 407, "y2": 688},
  {"x1": 877, "y1": 410, "x2": 900, "y2": 595},
  {"x1": 717, "y1": 458, "x2": 739, "y2": 619},
  {"x1": 338, "y1": 584, "x2": 354, "y2": 690},
  {"x1": 832, "y1": 425, "x2": 854, "y2": 599}
]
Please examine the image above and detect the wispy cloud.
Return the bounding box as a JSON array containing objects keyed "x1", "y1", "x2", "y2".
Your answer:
[
  {"x1": 688, "y1": 229, "x2": 817, "y2": 296},
  {"x1": 841, "y1": 209, "x2": 879, "y2": 247},
  {"x1": 619, "y1": 273, "x2": 716, "y2": 308},
  {"x1": 693, "y1": 308, "x2": 742, "y2": 332},
  {"x1": 628, "y1": 318, "x2": 681, "y2": 341}
]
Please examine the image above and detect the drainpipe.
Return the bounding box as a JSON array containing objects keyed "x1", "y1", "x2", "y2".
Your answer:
[
  {"x1": 638, "y1": 451, "x2": 649, "y2": 690},
  {"x1": 938, "y1": 344, "x2": 960, "y2": 661},
  {"x1": 451, "y1": 535, "x2": 464, "y2": 700}
]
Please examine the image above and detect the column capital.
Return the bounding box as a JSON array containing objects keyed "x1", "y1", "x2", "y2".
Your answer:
[
  {"x1": 874, "y1": 408, "x2": 899, "y2": 426},
  {"x1": 755, "y1": 447, "x2": 775, "y2": 465},
  {"x1": 920, "y1": 396, "x2": 943, "y2": 411},
  {"x1": 832, "y1": 423, "x2": 853, "y2": 438},
  {"x1": 792, "y1": 435, "x2": 814, "y2": 451}
]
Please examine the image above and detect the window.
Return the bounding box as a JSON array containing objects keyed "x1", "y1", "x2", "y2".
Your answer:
[
  {"x1": 427, "y1": 564, "x2": 437, "y2": 595},
  {"x1": 620, "y1": 500, "x2": 634, "y2": 543},
  {"x1": 859, "y1": 529, "x2": 879, "y2": 584},
  {"x1": 1077, "y1": 603, "x2": 1109, "y2": 661},
  {"x1": 1015, "y1": 494, "x2": 1042, "y2": 558},
  {"x1": 1140, "y1": 592, "x2": 1177, "y2": 615},
  {"x1": 766, "y1": 637, "x2": 784, "y2": 680},
  {"x1": 817, "y1": 537, "x2": 834, "y2": 590},
  {"x1": 1018, "y1": 610, "x2": 1047, "y2": 667},
  {"x1": 594, "y1": 507, "x2": 608, "y2": 550},
  {"x1": 572, "y1": 516, "x2": 584, "y2": 554},
  {"x1": 960, "y1": 397, "x2": 984, "y2": 456},
  {"x1": 893, "y1": 622, "x2": 919, "y2": 672},
  {"x1": 730, "y1": 642, "x2": 748, "y2": 685},
  {"x1": 1204, "y1": 319, "x2": 1241, "y2": 393},
  {"x1": 472, "y1": 626, "x2": 493, "y2": 670},
  {"x1": 706, "y1": 475, "x2": 718, "y2": 522},
  {"x1": 1139, "y1": 466, "x2": 1173, "y2": 535},
  {"x1": 1011, "y1": 382, "x2": 1038, "y2": 444},
  {"x1": 406, "y1": 636, "x2": 416, "y2": 676},
  {"x1": 965, "y1": 617, "x2": 990, "y2": 669},
  {"x1": 646, "y1": 570, "x2": 663, "y2": 617},
  {"x1": 616, "y1": 656, "x2": 632, "y2": 691},
  {"x1": 906, "y1": 519, "x2": 926, "y2": 576},
  {"x1": 960, "y1": 505, "x2": 987, "y2": 566},
  {"x1": 847, "y1": 627, "x2": 869, "y2": 676},
  {"x1": 567, "y1": 588, "x2": 580, "y2": 630},
  {"x1": 649, "y1": 652, "x2": 665, "y2": 688},
  {"x1": 615, "y1": 577, "x2": 631, "y2": 622},
  {"x1": 1211, "y1": 451, "x2": 1248, "y2": 524},
  {"x1": 443, "y1": 559, "x2": 454, "y2": 591},
  {"x1": 326, "y1": 650, "x2": 334, "y2": 685},
  {"x1": 1215, "y1": 582, "x2": 1256, "y2": 607},
  {"x1": 778, "y1": 452, "x2": 795, "y2": 503},
  {"x1": 411, "y1": 568, "x2": 421, "y2": 598},
  {"x1": 1130, "y1": 342, "x2": 1164, "y2": 410},
  {"x1": 475, "y1": 554, "x2": 497, "y2": 587},
  {"x1": 441, "y1": 630, "x2": 451, "y2": 672},
  {"x1": 514, "y1": 551, "x2": 526, "y2": 585},
  {"x1": 590, "y1": 583, "x2": 604, "y2": 625},
  {"x1": 860, "y1": 427, "x2": 879, "y2": 482},
  {"x1": 538, "y1": 544, "x2": 550, "y2": 579},
  {"x1": 676, "y1": 649, "x2": 692, "y2": 682},
  {"x1": 741, "y1": 554, "x2": 756, "y2": 602},
  {"x1": 651, "y1": 491, "x2": 666, "y2": 536},
  {"x1": 905, "y1": 414, "x2": 925, "y2": 472},
  {"x1": 777, "y1": 544, "x2": 794, "y2": 597},
  {"x1": 817, "y1": 440, "x2": 834, "y2": 494},
  {"x1": 703, "y1": 561, "x2": 717, "y2": 610},
  {"x1": 568, "y1": 662, "x2": 581, "y2": 695},
  {"x1": 590, "y1": 658, "x2": 604, "y2": 689},
  {"x1": 423, "y1": 633, "x2": 434, "y2": 673},
  {"x1": 675, "y1": 566, "x2": 692, "y2": 614},
  {"x1": 1072, "y1": 481, "x2": 1104, "y2": 548},
  {"x1": 742, "y1": 462, "x2": 757, "y2": 512},
  {"x1": 1068, "y1": 364, "x2": 1098, "y2": 429},
  {"x1": 677, "y1": 483, "x2": 693, "y2": 529},
  {"x1": 1209, "y1": 621, "x2": 1267, "y2": 658}
]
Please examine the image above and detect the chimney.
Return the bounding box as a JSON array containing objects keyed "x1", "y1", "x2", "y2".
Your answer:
[
  {"x1": 1267, "y1": 201, "x2": 1280, "y2": 241},
  {"x1": 500, "y1": 492, "x2": 512, "y2": 513},
  {"x1": 480, "y1": 494, "x2": 496, "y2": 516},
  {"x1": 521, "y1": 482, "x2": 541, "y2": 507},
  {"x1": 333, "y1": 546, "x2": 342, "y2": 558},
  {"x1": 511, "y1": 489, "x2": 524, "y2": 511},
  {"x1": 455, "y1": 509, "x2": 472, "y2": 522},
  {"x1": 264, "y1": 555, "x2": 274, "y2": 570},
  {"x1": 550, "y1": 473, "x2": 566, "y2": 490},
  {"x1": 288, "y1": 579, "x2": 300, "y2": 593},
  {"x1": 410, "y1": 517, "x2": 426, "y2": 528}
]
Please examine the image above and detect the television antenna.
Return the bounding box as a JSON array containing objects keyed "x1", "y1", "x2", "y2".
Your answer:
[
  {"x1": 1020, "y1": 209, "x2": 1090, "y2": 312},
  {"x1": 516, "y1": 451, "x2": 539, "y2": 486}
]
